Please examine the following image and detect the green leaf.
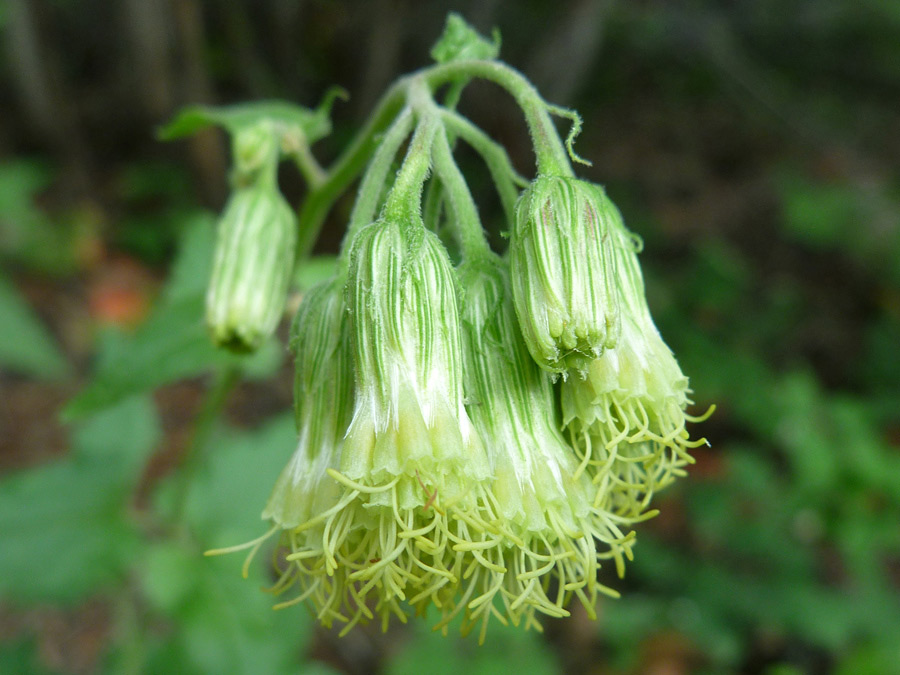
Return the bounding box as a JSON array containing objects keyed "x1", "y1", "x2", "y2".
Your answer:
[
  {"x1": 64, "y1": 296, "x2": 227, "y2": 418},
  {"x1": 139, "y1": 410, "x2": 329, "y2": 674},
  {"x1": 0, "y1": 638, "x2": 53, "y2": 675},
  {"x1": 0, "y1": 160, "x2": 82, "y2": 274},
  {"x1": 138, "y1": 542, "x2": 316, "y2": 675},
  {"x1": 182, "y1": 413, "x2": 295, "y2": 546},
  {"x1": 73, "y1": 395, "x2": 161, "y2": 471},
  {"x1": 777, "y1": 166, "x2": 900, "y2": 282},
  {"x1": 0, "y1": 273, "x2": 69, "y2": 378},
  {"x1": 159, "y1": 89, "x2": 347, "y2": 146},
  {"x1": 0, "y1": 397, "x2": 159, "y2": 604},
  {"x1": 294, "y1": 254, "x2": 339, "y2": 290},
  {"x1": 161, "y1": 212, "x2": 217, "y2": 303}
]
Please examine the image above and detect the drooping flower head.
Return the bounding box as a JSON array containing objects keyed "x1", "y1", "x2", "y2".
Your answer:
[
  {"x1": 451, "y1": 258, "x2": 638, "y2": 639},
  {"x1": 255, "y1": 278, "x2": 357, "y2": 620},
  {"x1": 560, "y1": 202, "x2": 710, "y2": 514},
  {"x1": 263, "y1": 277, "x2": 352, "y2": 531},
  {"x1": 509, "y1": 176, "x2": 622, "y2": 375},
  {"x1": 273, "y1": 216, "x2": 490, "y2": 629},
  {"x1": 205, "y1": 183, "x2": 297, "y2": 352},
  {"x1": 342, "y1": 218, "x2": 489, "y2": 498}
]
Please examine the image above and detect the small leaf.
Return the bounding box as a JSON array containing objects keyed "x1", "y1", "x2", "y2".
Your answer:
[
  {"x1": 430, "y1": 13, "x2": 501, "y2": 64},
  {"x1": 158, "y1": 89, "x2": 347, "y2": 147}
]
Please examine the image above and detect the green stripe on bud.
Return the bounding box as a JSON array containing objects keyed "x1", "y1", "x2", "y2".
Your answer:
[
  {"x1": 510, "y1": 176, "x2": 622, "y2": 375},
  {"x1": 342, "y1": 218, "x2": 488, "y2": 495},
  {"x1": 205, "y1": 184, "x2": 297, "y2": 352}
]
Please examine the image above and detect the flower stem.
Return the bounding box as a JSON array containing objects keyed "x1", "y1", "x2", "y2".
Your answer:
[
  {"x1": 432, "y1": 125, "x2": 491, "y2": 264},
  {"x1": 294, "y1": 58, "x2": 573, "y2": 260},
  {"x1": 438, "y1": 107, "x2": 527, "y2": 227},
  {"x1": 286, "y1": 131, "x2": 327, "y2": 188},
  {"x1": 346, "y1": 107, "x2": 414, "y2": 237},
  {"x1": 172, "y1": 365, "x2": 241, "y2": 526},
  {"x1": 382, "y1": 80, "x2": 440, "y2": 227},
  {"x1": 424, "y1": 60, "x2": 574, "y2": 178},
  {"x1": 294, "y1": 78, "x2": 409, "y2": 259}
]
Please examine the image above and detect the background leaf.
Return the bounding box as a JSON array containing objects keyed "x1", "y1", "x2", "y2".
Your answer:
[
  {"x1": 0, "y1": 397, "x2": 159, "y2": 604},
  {"x1": 0, "y1": 273, "x2": 68, "y2": 378}
]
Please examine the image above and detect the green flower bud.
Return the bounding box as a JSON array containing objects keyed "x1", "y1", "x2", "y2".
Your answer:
[
  {"x1": 560, "y1": 205, "x2": 710, "y2": 512},
  {"x1": 455, "y1": 259, "x2": 635, "y2": 635},
  {"x1": 205, "y1": 184, "x2": 297, "y2": 352},
  {"x1": 509, "y1": 176, "x2": 622, "y2": 375}
]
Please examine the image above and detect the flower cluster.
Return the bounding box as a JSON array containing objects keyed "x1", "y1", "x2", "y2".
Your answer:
[{"x1": 189, "y1": 14, "x2": 711, "y2": 641}]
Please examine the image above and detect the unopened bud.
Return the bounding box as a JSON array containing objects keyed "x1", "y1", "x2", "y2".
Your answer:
[
  {"x1": 509, "y1": 176, "x2": 622, "y2": 375},
  {"x1": 205, "y1": 184, "x2": 297, "y2": 352}
]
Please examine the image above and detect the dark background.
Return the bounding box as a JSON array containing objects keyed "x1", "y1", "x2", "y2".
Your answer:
[{"x1": 2, "y1": 1, "x2": 899, "y2": 674}]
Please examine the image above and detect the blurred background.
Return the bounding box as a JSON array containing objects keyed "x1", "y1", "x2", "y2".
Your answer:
[{"x1": 2, "y1": 1, "x2": 900, "y2": 673}]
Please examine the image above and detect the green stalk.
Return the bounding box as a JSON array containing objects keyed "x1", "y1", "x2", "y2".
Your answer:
[
  {"x1": 424, "y1": 60, "x2": 574, "y2": 178},
  {"x1": 431, "y1": 125, "x2": 491, "y2": 264},
  {"x1": 287, "y1": 132, "x2": 327, "y2": 188},
  {"x1": 172, "y1": 365, "x2": 241, "y2": 526},
  {"x1": 294, "y1": 78, "x2": 409, "y2": 259},
  {"x1": 293, "y1": 58, "x2": 574, "y2": 261},
  {"x1": 346, "y1": 107, "x2": 414, "y2": 236},
  {"x1": 439, "y1": 107, "x2": 527, "y2": 227},
  {"x1": 382, "y1": 80, "x2": 440, "y2": 227}
]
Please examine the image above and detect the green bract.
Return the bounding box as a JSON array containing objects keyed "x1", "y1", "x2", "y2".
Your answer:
[
  {"x1": 430, "y1": 13, "x2": 501, "y2": 64},
  {"x1": 205, "y1": 184, "x2": 296, "y2": 352},
  {"x1": 510, "y1": 176, "x2": 623, "y2": 375}
]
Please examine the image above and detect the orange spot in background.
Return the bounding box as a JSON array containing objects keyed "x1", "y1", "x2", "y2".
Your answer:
[{"x1": 87, "y1": 256, "x2": 155, "y2": 327}]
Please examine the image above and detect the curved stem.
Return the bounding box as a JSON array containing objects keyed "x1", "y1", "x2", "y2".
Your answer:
[
  {"x1": 439, "y1": 108, "x2": 526, "y2": 228},
  {"x1": 432, "y1": 125, "x2": 491, "y2": 264},
  {"x1": 294, "y1": 77, "x2": 409, "y2": 260},
  {"x1": 287, "y1": 132, "x2": 326, "y2": 188},
  {"x1": 424, "y1": 60, "x2": 574, "y2": 178},
  {"x1": 172, "y1": 365, "x2": 241, "y2": 526},
  {"x1": 346, "y1": 107, "x2": 414, "y2": 236},
  {"x1": 382, "y1": 81, "x2": 440, "y2": 227},
  {"x1": 293, "y1": 58, "x2": 575, "y2": 261}
]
